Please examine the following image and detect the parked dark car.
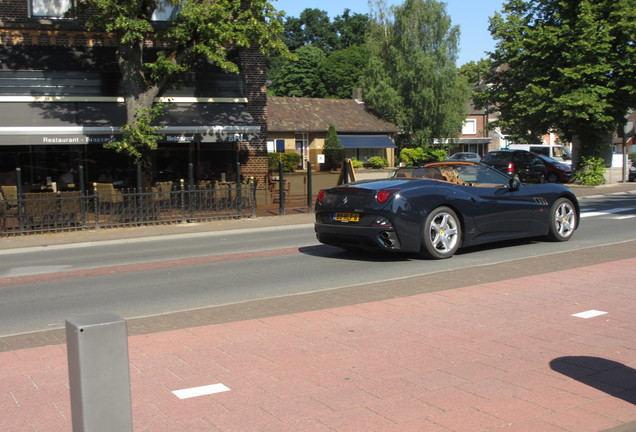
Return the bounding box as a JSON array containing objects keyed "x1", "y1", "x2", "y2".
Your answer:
[
  {"x1": 481, "y1": 150, "x2": 547, "y2": 183},
  {"x1": 630, "y1": 160, "x2": 636, "y2": 182},
  {"x1": 535, "y1": 154, "x2": 572, "y2": 183},
  {"x1": 315, "y1": 161, "x2": 579, "y2": 259}
]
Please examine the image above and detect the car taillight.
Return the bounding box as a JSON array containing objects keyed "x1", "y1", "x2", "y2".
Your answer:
[
  {"x1": 507, "y1": 162, "x2": 515, "y2": 175},
  {"x1": 376, "y1": 189, "x2": 398, "y2": 204},
  {"x1": 316, "y1": 189, "x2": 326, "y2": 201}
]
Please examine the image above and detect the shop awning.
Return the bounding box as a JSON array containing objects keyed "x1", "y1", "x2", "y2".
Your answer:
[
  {"x1": 0, "y1": 102, "x2": 260, "y2": 145},
  {"x1": 338, "y1": 135, "x2": 396, "y2": 149}
]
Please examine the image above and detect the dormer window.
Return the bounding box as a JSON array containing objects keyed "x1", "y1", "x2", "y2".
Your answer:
[
  {"x1": 30, "y1": 0, "x2": 73, "y2": 18},
  {"x1": 152, "y1": 0, "x2": 181, "y2": 21}
]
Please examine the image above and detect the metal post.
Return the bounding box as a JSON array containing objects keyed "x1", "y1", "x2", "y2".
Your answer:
[
  {"x1": 307, "y1": 161, "x2": 313, "y2": 213},
  {"x1": 66, "y1": 313, "x2": 133, "y2": 432},
  {"x1": 136, "y1": 165, "x2": 142, "y2": 224},
  {"x1": 236, "y1": 162, "x2": 242, "y2": 215},
  {"x1": 278, "y1": 161, "x2": 285, "y2": 216},
  {"x1": 250, "y1": 177, "x2": 256, "y2": 218},
  {"x1": 79, "y1": 165, "x2": 86, "y2": 226},
  {"x1": 16, "y1": 167, "x2": 24, "y2": 231},
  {"x1": 93, "y1": 183, "x2": 100, "y2": 230},
  {"x1": 180, "y1": 179, "x2": 186, "y2": 223}
]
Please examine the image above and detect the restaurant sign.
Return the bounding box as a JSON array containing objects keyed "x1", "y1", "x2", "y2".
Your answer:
[{"x1": 0, "y1": 126, "x2": 260, "y2": 146}]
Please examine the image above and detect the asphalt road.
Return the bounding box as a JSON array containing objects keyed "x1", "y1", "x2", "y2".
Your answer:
[{"x1": 1, "y1": 189, "x2": 635, "y2": 338}]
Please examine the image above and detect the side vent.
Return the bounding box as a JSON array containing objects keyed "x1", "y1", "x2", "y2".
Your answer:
[{"x1": 533, "y1": 197, "x2": 549, "y2": 205}]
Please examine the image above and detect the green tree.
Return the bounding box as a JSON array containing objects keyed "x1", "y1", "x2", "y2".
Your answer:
[
  {"x1": 323, "y1": 124, "x2": 345, "y2": 170},
  {"x1": 320, "y1": 45, "x2": 369, "y2": 99},
  {"x1": 283, "y1": 8, "x2": 335, "y2": 52},
  {"x1": 75, "y1": 0, "x2": 290, "y2": 172},
  {"x1": 282, "y1": 8, "x2": 370, "y2": 53},
  {"x1": 269, "y1": 8, "x2": 370, "y2": 98},
  {"x1": 362, "y1": 0, "x2": 470, "y2": 147},
  {"x1": 332, "y1": 9, "x2": 370, "y2": 50},
  {"x1": 484, "y1": 0, "x2": 636, "y2": 164},
  {"x1": 270, "y1": 45, "x2": 327, "y2": 97},
  {"x1": 458, "y1": 58, "x2": 493, "y2": 86}
]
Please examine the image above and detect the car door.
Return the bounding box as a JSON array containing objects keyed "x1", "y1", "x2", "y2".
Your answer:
[{"x1": 459, "y1": 165, "x2": 541, "y2": 235}]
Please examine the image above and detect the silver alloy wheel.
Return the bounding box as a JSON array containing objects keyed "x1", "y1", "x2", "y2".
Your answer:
[
  {"x1": 421, "y1": 207, "x2": 461, "y2": 259},
  {"x1": 549, "y1": 198, "x2": 576, "y2": 241}
]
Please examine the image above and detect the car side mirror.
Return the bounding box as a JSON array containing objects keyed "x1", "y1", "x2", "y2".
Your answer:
[{"x1": 508, "y1": 177, "x2": 521, "y2": 191}]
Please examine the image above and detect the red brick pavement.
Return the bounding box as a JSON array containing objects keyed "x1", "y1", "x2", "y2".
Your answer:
[{"x1": 1, "y1": 258, "x2": 635, "y2": 431}]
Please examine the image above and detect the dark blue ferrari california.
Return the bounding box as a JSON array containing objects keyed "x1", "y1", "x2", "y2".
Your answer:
[{"x1": 314, "y1": 161, "x2": 579, "y2": 259}]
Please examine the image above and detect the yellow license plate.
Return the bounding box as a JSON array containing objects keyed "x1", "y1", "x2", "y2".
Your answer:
[{"x1": 335, "y1": 212, "x2": 360, "y2": 222}]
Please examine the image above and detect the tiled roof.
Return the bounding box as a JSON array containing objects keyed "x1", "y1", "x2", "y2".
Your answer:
[{"x1": 267, "y1": 96, "x2": 399, "y2": 134}]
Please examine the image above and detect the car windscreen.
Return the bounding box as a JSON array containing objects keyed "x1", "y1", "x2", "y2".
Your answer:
[{"x1": 392, "y1": 167, "x2": 445, "y2": 180}]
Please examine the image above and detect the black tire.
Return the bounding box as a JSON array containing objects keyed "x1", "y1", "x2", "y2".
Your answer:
[
  {"x1": 546, "y1": 173, "x2": 559, "y2": 183},
  {"x1": 546, "y1": 197, "x2": 577, "y2": 241},
  {"x1": 419, "y1": 206, "x2": 461, "y2": 259}
]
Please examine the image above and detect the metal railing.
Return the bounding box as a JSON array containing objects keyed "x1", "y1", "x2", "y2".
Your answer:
[{"x1": 0, "y1": 182, "x2": 257, "y2": 236}]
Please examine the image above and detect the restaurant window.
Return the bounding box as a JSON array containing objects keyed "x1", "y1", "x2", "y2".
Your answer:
[
  {"x1": 30, "y1": 0, "x2": 73, "y2": 18},
  {"x1": 151, "y1": 0, "x2": 181, "y2": 21}
]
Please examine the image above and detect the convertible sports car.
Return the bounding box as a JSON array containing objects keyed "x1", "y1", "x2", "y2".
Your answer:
[{"x1": 314, "y1": 161, "x2": 579, "y2": 259}]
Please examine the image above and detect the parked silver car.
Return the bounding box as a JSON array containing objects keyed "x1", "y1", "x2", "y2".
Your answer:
[{"x1": 447, "y1": 152, "x2": 481, "y2": 162}]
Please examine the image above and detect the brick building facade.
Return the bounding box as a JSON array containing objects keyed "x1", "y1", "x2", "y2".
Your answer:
[{"x1": 0, "y1": 0, "x2": 269, "y2": 188}]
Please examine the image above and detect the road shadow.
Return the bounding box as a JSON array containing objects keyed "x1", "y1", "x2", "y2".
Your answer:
[
  {"x1": 299, "y1": 238, "x2": 539, "y2": 262},
  {"x1": 550, "y1": 356, "x2": 636, "y2": 405},
  {"x1": 298, "y1": 245, "x2": 411, "y2": 262}
]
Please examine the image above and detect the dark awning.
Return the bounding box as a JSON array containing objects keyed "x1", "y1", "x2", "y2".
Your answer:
[
  {"x1": 0, "y1": 101, "x2": 260, "y2": 146},
  {"x1": 338, "y1": 135, "x2": 396, "y2": 149}
]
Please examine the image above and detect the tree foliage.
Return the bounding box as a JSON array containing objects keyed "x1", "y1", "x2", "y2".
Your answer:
[
  {"x1": 270, "y1": 45, "x2": 327, "y2": 98},
  {"x1": 283, "y1": 8, "x2": 335, "y2": 52},
  {"x1": 281, "y1": 8, "x2": 369, "y2": 53},
  {"x1": 268, "y1": 8, "x2": 370, "y2": 98},
  {"x1": 484, "y1": 0, "x2": 636, "y2": 162},
  {"x1": 362, "y1": 0, "x2": 470, "y2": 147},
  {"x1": 458, "y1": 59, "x2": 493, "y2": 86},
  {"x1": 323, "y1": 124, "x2": 345, "y2": 170},
  {"x1": 320, "y1": 45, "x2": 369, "y2": 99},
  {"x1": 74, "y1": 0, "x2": 291, "y2": 168}
]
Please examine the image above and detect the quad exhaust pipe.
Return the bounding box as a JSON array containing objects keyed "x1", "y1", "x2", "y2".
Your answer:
[{"x1": 379, "y1": 231, "x2": 400, "y2": 248}]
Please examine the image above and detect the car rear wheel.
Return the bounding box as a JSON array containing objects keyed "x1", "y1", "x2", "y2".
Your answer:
[
  {"x1": 420, "y1": 206, "x2": 461, "y2": 259},
  {"x1": 546, "y1": 197, "x2": 576, "y2": 241}
]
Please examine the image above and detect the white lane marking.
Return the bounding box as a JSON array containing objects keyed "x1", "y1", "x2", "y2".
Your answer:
[
  {"x1": 572, "y1": 310, "x2": 608, "y2": 319},
  {"x1": 581, "y1": 208, "x2": 635, "y2": 218},
  {"x1": 1, "y1": 265, "x2": 73, "y2": 277},
  {"x1": 172, "y1": 383, "x2": 230, "y2": 399}
]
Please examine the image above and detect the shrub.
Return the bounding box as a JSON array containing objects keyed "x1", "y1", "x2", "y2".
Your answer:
[
  {"x1": 366, "y1": 156, "x2": 389, "y2": 168},
  {"x1": 350, "y1": 158, "x2": 364, "y2": 168},
  {"x1": 573, "y1": 157, "x2": 606, "y2": 186},
  {"x1": 268, "y1": 152, "x2": 301, "y2": 172},
  {"x1": 399, "y1": 147, "x2": 446, "y2": 166},
  {"x1": 323, "y1": 124, "x2": 345, "y2": 171}
]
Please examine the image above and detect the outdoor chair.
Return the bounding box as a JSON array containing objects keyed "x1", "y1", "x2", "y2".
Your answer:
[
  {"x1": 94, "y1": 182, "x2": 124, "y2": 218},
  {"x1": 270, "y1": 180, "x2": 290, "y2": 204},
  {"x1": 58, "y1": 191, "x2": 82, "y2": 226},
  {"x1": 23, "y1": 192, "x2": 58, "y2": 229},
  {"x1": 213, "y1": 182, "x2": 233, "y2": 209},
  {"x1": 0, "y1": 191, "x2": 20, "y2": 231},
  {"x1": 153, "y1": 181, "x2": 173, "y2": 203},
  {"x1": 0, "y1": 185, "x2": 18, "y2": 207}
]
